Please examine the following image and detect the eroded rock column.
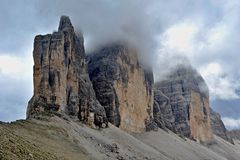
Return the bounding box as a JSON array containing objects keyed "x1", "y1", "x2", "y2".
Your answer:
[{"x1": 27, "y1": 16, "x2": 107, "y2": 126}]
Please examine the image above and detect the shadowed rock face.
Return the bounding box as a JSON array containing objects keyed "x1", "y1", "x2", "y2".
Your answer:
[
  {"x1": 228, "y1": 130, "x2": 240, "y2": 140},
  {"x1": 210, "y1": 108, "x2": 234, "y2": 144},
  {"x1": 27, "y1": 16, "x2": 107, "y2": 126},
  {"x1": 154, "y1": 65, "x2": 213, "y2": 142},
  {"x1": 88, "y1": 44, "x2": 154, "y2": 133}
]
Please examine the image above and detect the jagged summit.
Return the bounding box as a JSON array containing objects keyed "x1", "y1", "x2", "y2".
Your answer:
[
  {"x1": 160, "y1": 64, "x2": 209, "y2": 98},
  {"x1": 154, "y1": 64, "x2": 213, "y2": 142},
  {"x1": 58, "y1": 15, "x2": 74, "y2": 31},
  {"x1": 27, "y1": 16, "x2": 107, "y2": 127}
]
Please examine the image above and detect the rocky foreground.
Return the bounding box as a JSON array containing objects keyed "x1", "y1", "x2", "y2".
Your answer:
[{"x1": 1, "y1": 116, "x2": 240, "y2": 160}]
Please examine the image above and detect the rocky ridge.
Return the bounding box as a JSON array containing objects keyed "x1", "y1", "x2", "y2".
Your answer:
[{"x1": 210, "y1": 108, "x2": 234, "y2": 144}]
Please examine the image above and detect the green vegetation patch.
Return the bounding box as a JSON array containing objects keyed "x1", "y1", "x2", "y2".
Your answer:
[{"x1": 0, "y1": 125, "x2": 59, "y2": 160}]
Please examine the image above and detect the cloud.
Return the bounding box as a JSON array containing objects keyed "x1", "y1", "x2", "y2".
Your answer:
[
  {"x1": 222, "y1": 117, "x2": 240, "y2": 130},
  {"x1": 0, "y1": 0, "x2": 63, "y2": 56},
  {"x1": 0, "y1": 54, "x2": 33, "y2": 79},
  {"x1": 160, "y1": 22, "x2": 199, "y2": 54},
  {"x1": 34, "y1": 0, "x2": 158, "y2": 65},
  {"x1": 0, "y1": 74, "x2": 32, "y2": 122},
  {"x1": 0, "y1": 51, "x2": 33, "y2": 122},
  {"x1": 0, "y1": 1, "x2": 37, "y2": 54},
  {"x1": 153, "y1": 0, "x2": 240, "y2": 102},
  {"x1": 33, "y1": 0, "x2": 227, "y2": 68},
  {"x1": 199, "y1": 62, "x2": 240, "y2": 100}
]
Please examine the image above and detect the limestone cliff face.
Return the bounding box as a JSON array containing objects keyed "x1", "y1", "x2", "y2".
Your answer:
[
  {"x1": 154, "y1": 65, "x2": 213, "y2": 142},
  {"x1": 27, "y1": 16, "x2": 107, "y2": 126},
  {"x1": 210, "y1": 108, "x2": 233, "y2": 144},
  {"x1": 88, "y1": 44, "x2": 153, "y2": 133}
]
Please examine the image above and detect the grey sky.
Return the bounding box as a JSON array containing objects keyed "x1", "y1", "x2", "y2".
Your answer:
[{"x1": 0, "y1": 0, "x2": 239, "y2": 129}]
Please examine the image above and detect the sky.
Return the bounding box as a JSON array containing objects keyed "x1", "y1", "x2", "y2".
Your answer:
[{"x1": 0, "y1": 0, "x2": 240, "y2": 130}]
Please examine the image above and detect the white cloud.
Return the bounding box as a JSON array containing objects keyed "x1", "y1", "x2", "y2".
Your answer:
[
  {"x1": 200, "y1": 62, "x2": 221, "y2": 75},
  {"x1": 207, "y1": 24, "x2": 228, "y2": 48},
  {"x1": 156, "y1": 19, "x2": 240, "y2": 101},
  {"x1": 0, "y1": 52, "x2": 33, "y2": 122},
  {"x1": 159, "y1": 22, "x2": 199, "y2": 55},
  {"x1": 199, "y1": 62, "x2": 239, "y2": 100},
  {"x1": 222, "y1": 117, "x2": 240, "y2": 130},
  {"x1": 0, "y1": 54, "x2": 33, "y2": 79},
  {"x1": 0, "y1": 74, "x2": 32, "y2": 122}
]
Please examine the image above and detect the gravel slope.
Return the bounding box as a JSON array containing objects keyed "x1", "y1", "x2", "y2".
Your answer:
[{"x1": 0, "y1": 116, "x2": 239, "y2": 160}]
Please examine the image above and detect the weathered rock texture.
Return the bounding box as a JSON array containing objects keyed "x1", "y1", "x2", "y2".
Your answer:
[
  {"x1": 210, "y1": 108, "x2": 234, "y2": 144},
  {"x1": 27, "y1": 16, "x2": 107, "y2": 126},
  {"x1": 88, "y1": 44, "x2": 154, "y2": 133},
  {"x1": 228, "y1": 130, "x2": 240, "y2": 140},
  {"x1": 154, "y1": 65, "x2": 213, "y2": 142}
]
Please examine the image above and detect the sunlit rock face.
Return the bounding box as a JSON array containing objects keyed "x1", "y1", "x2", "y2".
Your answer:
[
  {"x1": 27, "y1": 16, "x2": 107, "y2": 126},
  {"x1": 210, "y1": 108, "x2": 233, "y2": 144},
  {"x1": 154, "y1": 65, "x2": 213, "y2": 142},
  {"x1": 88, "y1": 44, "x2": 154, "y2": 133}
]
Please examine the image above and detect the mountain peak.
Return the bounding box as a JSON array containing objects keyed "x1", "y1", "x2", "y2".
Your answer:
[
  {"x1": 58, "y1": 16, "x2": 74, "y2": 31},
  {"x1": 27, "y1": 16, "x2": 107, "y2": 128}
]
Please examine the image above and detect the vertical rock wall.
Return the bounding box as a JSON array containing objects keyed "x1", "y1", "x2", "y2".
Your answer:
[
  {"x1": 88, "y1": 44, "x2": 153, "y2": 132},
  {"x1": 189, "y1": 91, "x2": 212, "y2": 142},
  {"x1": 154, "y1": 65, "x2": 213, "y2": 142},
  {"x1": 27, "y1": 16, "x2": 106, "y2": 126}
]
